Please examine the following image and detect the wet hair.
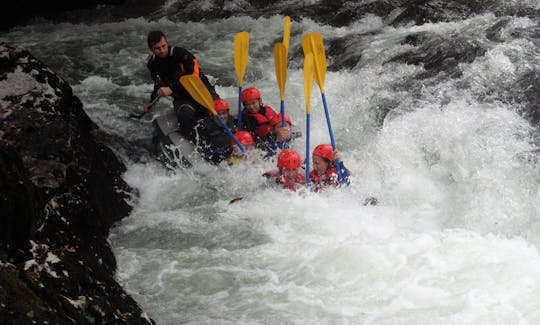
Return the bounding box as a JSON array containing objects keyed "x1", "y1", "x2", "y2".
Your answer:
[{"x1": 147, "y1": 30, "x2": 166, "y2": 48}]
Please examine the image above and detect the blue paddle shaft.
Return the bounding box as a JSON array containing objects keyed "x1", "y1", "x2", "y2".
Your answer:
[
  {"x1": 280, "y1": 100, "x2": 287, "y2": 149},
  {"x1": 280, "y1": 101, "x2": 285, "y2": 126},
  {"x1": 321, "y1": 93, "x2": 344, "y2": 184},
  {"x1": 305, "y1": 114, "x2": 311, "y2": 185},
  {"x1": 215, "y1": 114, "x2": 246, "y2": 154},
  {"x1": 237, "y1": 86, "x2": 243, "y2": 130}
]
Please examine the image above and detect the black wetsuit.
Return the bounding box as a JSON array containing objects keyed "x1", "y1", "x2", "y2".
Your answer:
[
  {"x1": 147, "y1": 45, "x2": 219, "y2": 141},
  {"x1": 194, "y1": 116, "x2": 236, "y2": 164}
]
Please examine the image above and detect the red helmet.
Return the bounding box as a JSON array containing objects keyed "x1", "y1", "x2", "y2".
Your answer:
[
  {"x1": 241, "y1": 87, "x2": 261, "y2": 102},
  {"x1": 269, "y1": 113, "x2": 292, "y2": 127},
  {"x1": 277, "y1": 149, "x2": 301, "y2": 169},
  {"x1": 313, "y1": 144, "x2": 333, "y2": 162},
  {"x1": 231, "y1": 131, "x2": 254, "y2": 147},
  {"x1": 214, "y1": 98, "x2": 229, "y2": 112}
]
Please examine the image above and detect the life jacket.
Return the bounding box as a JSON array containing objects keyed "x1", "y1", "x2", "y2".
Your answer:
[
  {"x1": 263, "y1": 170, "x2": 305, "y2": 191},
  {"x1": 309, "y1": 163, "x2": 351, "y2": 191},
  {"x1": 283, "y1": 173, "x2": 306, "y2": 191},
  {"x1": 309, "y1": 166, "x2": 339, "y2": 192},
  {"x1": 242, "y1": 105, "x2": 277, "y2": 138}
]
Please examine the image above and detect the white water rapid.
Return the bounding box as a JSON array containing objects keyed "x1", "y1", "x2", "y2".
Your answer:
[{"x1": 2, "y1": 3, "x2": 540, "y2": 324}]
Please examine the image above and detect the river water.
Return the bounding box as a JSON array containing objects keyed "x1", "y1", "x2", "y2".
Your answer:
[{"x1": 2, "y1": 1, "x2": 540, "y2": 323}]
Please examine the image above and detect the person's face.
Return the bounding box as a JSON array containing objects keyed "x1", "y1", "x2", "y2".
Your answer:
[
  {"x1": 150, "y1": 36, "x2": 169, "y2": 58},
  {"x1": 312, "y1": 155, "x2": 329, "y2": 175},
  {"x1": 243, "y1": 99, "x2": 261, "y2": 114},
  {"x1": 273, "y1": 122, "x2": 290, "y2": 131},
  {"x1": 281, "y1": 168, "x2": 298, "y2": 181},
  {"x1": 216, "y1": 109, "x2": 229, "y2": 122}
]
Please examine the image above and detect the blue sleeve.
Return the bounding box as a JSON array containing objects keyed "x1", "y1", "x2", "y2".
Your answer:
[{"x1": 339, "y1": 163, "x2": 351, "y2": 186}]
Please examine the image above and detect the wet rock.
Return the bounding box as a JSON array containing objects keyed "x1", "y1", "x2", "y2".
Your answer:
[
  {"x1": 0, "y1": 43, "x2": 153, "y2": 324},
  {"x1": 506, "y1": 70, "x2": 540, "y2": 125},
  {"x1": 2, "y1": 0, "x2": 126, "y2": 31},
  {"x1": 326, "y1": 34, "x2": 369, "y2": 71},
  {"x1": 387, "y1": 31, "x2": 487, "y2": 79}
]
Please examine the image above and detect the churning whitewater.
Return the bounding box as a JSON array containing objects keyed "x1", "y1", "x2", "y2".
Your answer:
[{"x1": 2, "y1": 1, "x2": 540, "y2": 323}]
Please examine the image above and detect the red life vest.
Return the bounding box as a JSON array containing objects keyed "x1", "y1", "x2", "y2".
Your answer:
[
  {"x1": 244, "y1": 105, "x2": 277, "y2": 137},
  {"x1": 263, "y1": 170, "x2": 305, "y2": 191},
  {"x1": 309, "y1": 166, "x2": 339, "y2": 192}
]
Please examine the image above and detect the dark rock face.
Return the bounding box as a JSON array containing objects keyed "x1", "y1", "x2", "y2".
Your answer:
[
  {"x1": 2, "y1": 0, "x2": 126, "y2": 31},
  {"x1": 387, "y1": 32, "x2": 487, "y2": 79},
  {"x1": 0, "y1": 43, "x2": 153, "y2": 324}
]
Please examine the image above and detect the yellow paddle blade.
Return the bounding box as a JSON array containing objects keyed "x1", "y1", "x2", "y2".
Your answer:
[
  {"x1": 274, "y1": 42, "x2": 287, "y2": 101},
  {"x1": 179, "y1": 75, "x2": 216, "y2": 115},
  {"x1": 234, "y1": 31, "x2": 249, "y2": 87},
  {"x1": 301, "y1": 32, "x2": 327, "y2": 94},
  {"x1": 283, "y1": 16, "x2": 291, "y2": 54},
  {"x1": 304, "y1": 52, "x2": 314, "y2": 114}
]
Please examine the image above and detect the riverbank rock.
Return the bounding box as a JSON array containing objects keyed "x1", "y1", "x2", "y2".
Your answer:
[
  {"x1": 2, "y1": 0, "x2": 126, "y2": 31},
  {"x1": 0, "y1": 43, "x2": 153, "y2": 324}
]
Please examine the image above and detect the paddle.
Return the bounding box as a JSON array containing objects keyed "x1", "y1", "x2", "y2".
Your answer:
[
  {"x1": 301, "y1": 32, "x2": 344, "y2": 184},
  {"x1": 304, "y1": 52, "x2": 314, "y2": 185},
  {"x1": 283, "y1": 16, "x2": 291, "y2": 55},
  {"x1": 280, "y1": 16, "x2": 291, "y2": 128},
  {"x1": 129, "y1": 96, "x2": 160, "y2": 119},
  {"x1": 273, "y1": 42, "x2": 288, "y2": 144},
  {"x1": 234, "y1": 31, "x2": 249, "y2": 130},
  {"x1": 272, "y1": 17, "x2": 291, "y2": 149},
  {"x1": 179, "y1": 75, "x2": 246, "y2": 154}
]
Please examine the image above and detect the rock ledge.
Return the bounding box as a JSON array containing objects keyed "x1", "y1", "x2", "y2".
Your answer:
[{"x1": 0, "y1": 43, "x2": 153, "y2": 324}]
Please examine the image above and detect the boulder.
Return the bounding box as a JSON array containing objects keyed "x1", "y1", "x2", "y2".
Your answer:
[
  {"x1": 0, "y1": 43, "x2": 153, "y2": 324},
  {"x1": 2, "y1": 0, "x2": 125, "y2": 31}
]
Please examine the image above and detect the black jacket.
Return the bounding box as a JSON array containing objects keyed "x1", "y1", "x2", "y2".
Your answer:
[{"x1": 147, "y1": 45, "x2": 218, "y2": 101}]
